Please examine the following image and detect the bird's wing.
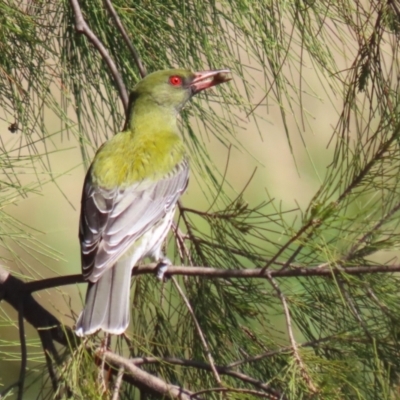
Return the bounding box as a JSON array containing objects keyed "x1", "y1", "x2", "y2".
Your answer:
[{"x1": 79, "y1": 159, "x2": 189, "y2": 282}]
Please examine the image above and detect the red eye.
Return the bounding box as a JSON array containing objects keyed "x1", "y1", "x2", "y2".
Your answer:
[{"x1": 169, "y1": 76, "x2": 183, "y2": 86}]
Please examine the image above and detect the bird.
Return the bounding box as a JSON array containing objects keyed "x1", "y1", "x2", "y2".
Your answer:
[{"x1": 75, "y1": 68, "x2": 231, "y2": 336}]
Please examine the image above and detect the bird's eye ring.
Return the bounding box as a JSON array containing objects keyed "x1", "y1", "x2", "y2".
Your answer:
[{"x1": 169, "y1": 76, "x2": 183, "y2": 86}]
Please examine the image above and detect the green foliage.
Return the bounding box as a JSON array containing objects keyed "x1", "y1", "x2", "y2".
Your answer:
[{"x1": 1, "y1": 0, "x2": 400, "y2": 399}]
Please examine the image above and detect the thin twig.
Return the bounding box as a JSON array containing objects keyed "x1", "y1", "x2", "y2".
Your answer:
[
  {"x1": 69, "y1": 0, "x2": 129, "y2": 111},
  {"x1": 205, "y1": 144, "x2": 232, "y2": 213},
  {"x1": 103, "y1": 0, "x2": 147, "y2": 78},
  {"x1": 344, "y1": 199, "x2": 400, "y2": 261},
  {"x1": 228, "y1": 335, "x2": 335, "y2": 368},
  {"x1": 17, "y1": 300, "x2": 27, "y2": 400},
  {"x1": 101, "y1": 350, "x2": 196, "y2": 399},
  {"x1": 365, "y1": 287, "x2": 391, "y2": 316},
  {"x1": 265, "y1": 271, "x2": 317, "y2": 393},
  {"x1": 261, "y1": 223, "x2": 312, "y2": 271},
  {"x1": 191, "y1": 387, "x2": 275, "y2": 398},
  {"x1": 171, "y1": 222, "x2": 193, "y2": 265},
  {"x1": 282, "y1": 228, "x2": 316, "y2": 269},
  {"x1": 38, "y1": 330, "x2": 64, "y2": 393},
  {"x1": 336, "y1": 279, "x2": 372, "y2": 339},
  {"x1": 98, "y1": 343, "x2": 108, "y2": 393},
  {"x1": 111, "y1": 366, "x2": 125, "y2": 400},
  {"x1": 178, "y1": 202, "x2": 208, "y2": 265},
  {"x1": 171, "y1": 277, "x2": 222, "y2": 385},
  {"x1": 0, "y1": 382, "x2": 20, "y2": 398},
  {"x1": 193, "y1": 238, "x2": 296, "y2": 265},
  {"x1": 130, "y1": 356, "x2": 285, "y2": 400}
]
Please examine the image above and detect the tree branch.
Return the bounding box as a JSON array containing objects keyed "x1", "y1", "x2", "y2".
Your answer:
[
  {"x1": 130, "y1": 356, "x2": 285, "y2": 400},
  {"x1": 111, "y1": 366, "x2": 124, "y2": 400},
  {"x1": 16, "y1": 263, "x2": 400, "y2": 297},
  {"x1": 265, "y1": 271, "x2": 317, "y2": 394},
  {"x1": 0, "y1": 267, "x2": 76, "y2": 347},
  {"x1": 69, "y1": 0, "x2": 129, "y2": 112},
  {"x1": 103, "y1": 0, "x2": 147, "y2": 78},
  {"x1": 227, "y1": 336, "x2": 335, "y2": 368},
  {"x1": 344, "y1": 199, "x2": 400, "y2": 261},
  {"x1": 16, "y1": 300, "x2": 27, "y2": 400},
  {"x1": 172, "y1": 277, "x2": 222, "y2": 385},
  {"x1": 191, "y1": 387, "x2": 276, "y2": 398},
  {"x1": 100, "y1": 350, "x2": 197, "y2": 400}
]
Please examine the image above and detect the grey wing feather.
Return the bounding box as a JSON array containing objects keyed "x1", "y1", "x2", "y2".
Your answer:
[{"x1": 80, "y1": 159, "x2": 189, "y2": 282}]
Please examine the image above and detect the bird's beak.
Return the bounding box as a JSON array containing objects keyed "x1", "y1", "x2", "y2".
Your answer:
[{"x1": 190, "y1": 69, "x2": 231, "y2": 94}]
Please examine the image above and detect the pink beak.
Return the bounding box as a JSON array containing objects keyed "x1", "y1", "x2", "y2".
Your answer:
[{"x1": 190, "y1": 69, "x2": 231, "y2": 94}]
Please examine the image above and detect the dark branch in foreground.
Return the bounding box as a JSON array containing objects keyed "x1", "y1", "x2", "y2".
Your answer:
[{"x1": 0, "y1": 267, "x2": 75, "y2": 347}]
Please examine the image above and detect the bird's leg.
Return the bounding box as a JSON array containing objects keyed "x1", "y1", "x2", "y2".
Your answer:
[{"x1": 155, "y1": 256, "x2": 172, "y2": 281}]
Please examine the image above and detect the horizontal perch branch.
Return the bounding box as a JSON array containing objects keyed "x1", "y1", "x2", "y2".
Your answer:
[{"x1": 21, "y1": 262, "x2": 400, "y2": 293}]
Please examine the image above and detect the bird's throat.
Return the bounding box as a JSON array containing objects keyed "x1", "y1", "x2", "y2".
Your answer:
[{"x1": 126, "y1": 96, "x2": 178, "y2": 136}]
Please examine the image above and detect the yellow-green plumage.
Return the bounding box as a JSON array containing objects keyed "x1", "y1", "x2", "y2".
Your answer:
[
  {"x1": 75, "y1": 68, "x2": 231, "y2": 336},
  {"x1": 92, "y1": 129, "x2": 186, "y2": 188}
]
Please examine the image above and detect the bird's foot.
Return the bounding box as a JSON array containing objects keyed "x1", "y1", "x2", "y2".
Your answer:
[{"x1": 156, "y1": 258, "x2": 171, "y2": 281}]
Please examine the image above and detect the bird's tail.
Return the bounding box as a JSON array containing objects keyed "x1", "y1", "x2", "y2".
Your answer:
[{"x1": 75, "y1": 258, "x2": 132, "y2": 336}]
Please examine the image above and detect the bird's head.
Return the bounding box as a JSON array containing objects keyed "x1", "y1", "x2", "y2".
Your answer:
[{"x1": 132, "y1": 68, "x2": 231, "y2": 113}]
